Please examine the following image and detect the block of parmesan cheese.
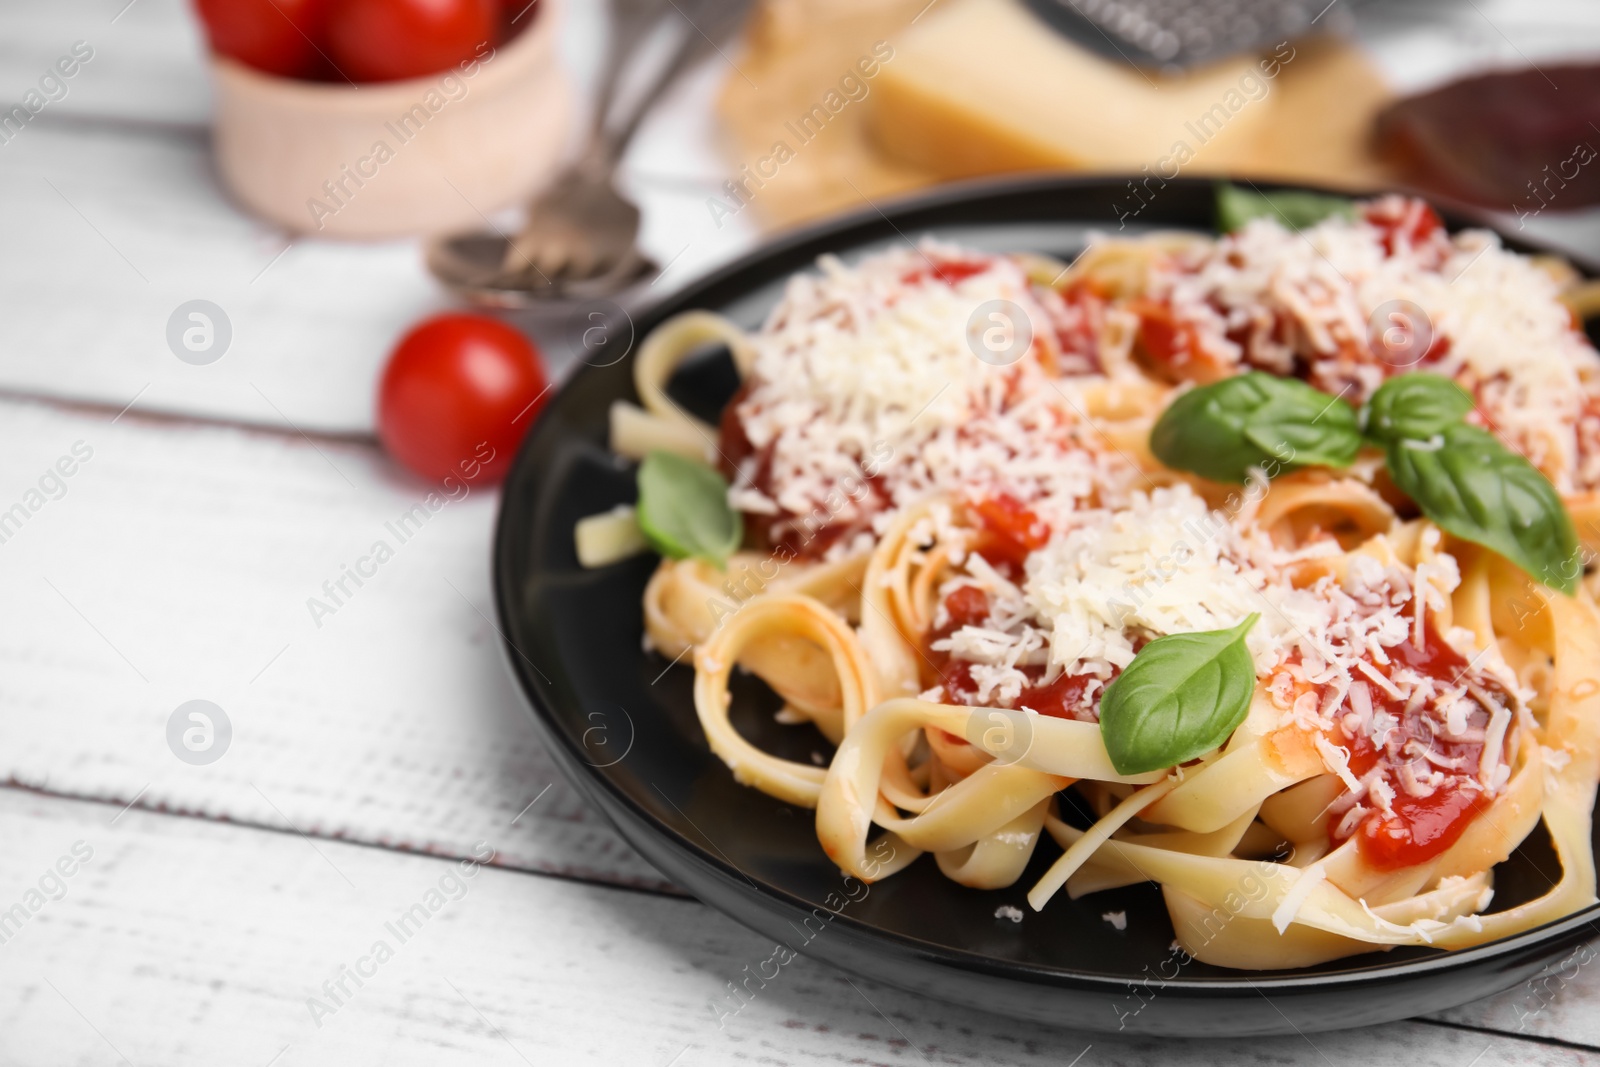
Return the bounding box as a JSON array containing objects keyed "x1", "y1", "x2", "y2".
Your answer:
[{"x1": 865, "y1": 0, "x2": 1290, "y2": 177}]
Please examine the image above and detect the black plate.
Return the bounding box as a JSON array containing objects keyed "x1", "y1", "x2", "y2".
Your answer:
[{"x1": 493, "y1": 174, "x2": 1600, "y2": 1036}]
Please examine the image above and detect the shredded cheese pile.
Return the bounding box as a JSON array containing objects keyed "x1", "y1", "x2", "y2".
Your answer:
[
  {"x1": 729, "y1": 242, "x2": 1137, "y2": 549},
  {"x1": 1156, "y1": 199, "x2": 1600, "y2": 491}
]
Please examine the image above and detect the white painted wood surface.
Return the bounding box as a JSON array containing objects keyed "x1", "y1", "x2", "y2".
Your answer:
[
  {"x1": 0, "y1": 397, "x2": 666, "y2": 890},
  {"x1": 1, "y1": 0, "x2": 1599, "y2": 1063},
  {"x1": 3, "y1": 791, "x2": 1597, "y2": 1067}
]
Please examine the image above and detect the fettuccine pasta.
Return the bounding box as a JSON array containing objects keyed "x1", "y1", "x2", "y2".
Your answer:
[{"x1": 590, "y1": 194, "x2": 1600, "y2": 969}]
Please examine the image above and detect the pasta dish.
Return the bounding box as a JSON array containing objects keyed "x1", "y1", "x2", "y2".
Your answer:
[{"x1": 575, "y1": 188, "x2": 1600, "y2": 970}]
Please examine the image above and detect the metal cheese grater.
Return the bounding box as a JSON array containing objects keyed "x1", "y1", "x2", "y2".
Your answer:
[{"x1": 1020, "y1": 0, "x2": 1349, "y2": 69}]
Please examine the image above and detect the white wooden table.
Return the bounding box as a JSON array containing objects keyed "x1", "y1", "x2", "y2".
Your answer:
[{"x1": 2, "y1": 1, "x2": 1599, "y2": 1064}]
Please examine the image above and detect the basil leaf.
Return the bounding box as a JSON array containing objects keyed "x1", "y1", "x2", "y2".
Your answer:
[
  {"x1": 1363, "y1": 373, "x2": 1474, "y2": 444},
  {"x1": 1099, "y1": 614, "x2": 1260, "y2": 775},
  {"x1": 636, "y1": 450, "x2": 743, "y2": 566},
  {"x1": 1385, "y1": 424, "x2": 1581, "y2": 595},
  {"x1": 1215, "y1": 183, "x2": 1356, "y2": 233},
  {"x1": 1150, "y1": 372, "x2": 1362, "y2": 483}
]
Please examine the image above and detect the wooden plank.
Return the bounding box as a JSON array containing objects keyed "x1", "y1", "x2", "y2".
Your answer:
[
  {"x1": 0, "y1": 84, "x2": 753, "y2": 436},
  {"x1": 1, "y1": 789, "x2": 1594, "y2": 1066},
  {"x1": 0, "y1": 122, "x2": 449, "y2": 435},
  {"x1": 1437, "y1": 940, "x2": 1600, "y2": 1049},
  {"x1": 0, "y1": 0, "x2": 209, "y2": 128},
  {"x1": 0, "y1": 396, "x2": 666, "y2": 890}
]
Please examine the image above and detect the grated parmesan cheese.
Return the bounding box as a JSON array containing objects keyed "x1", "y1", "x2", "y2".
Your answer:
[
  {"x1": 731, "y1": 241, "x2": 1139, "y2": 553},
  {"x1": 1152, "y1": 198, "x2": 1600, "y2": 492},
  {"x1": 1272, "y1": 863, "x2": 1327, "y2": 933},
  {"x1": 1020, "y1": 485, "x2": 1345, "y2": 680},
  {"x1": 932, "y1": 479, "x2": 1523, "y2": 833}
]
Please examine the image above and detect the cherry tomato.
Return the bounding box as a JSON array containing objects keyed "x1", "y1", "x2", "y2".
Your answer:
[
  {"x1": 193, "y1": 0, "x2": 331, "y2": 79},
  {"x1": 376, "y1": 313, "x2": 549, "y2": 485},
  {"x1": 326, "y1": 0, "x2": 498, "y2": 83}
]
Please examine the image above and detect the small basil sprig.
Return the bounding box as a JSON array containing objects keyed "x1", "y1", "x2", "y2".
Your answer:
[
  {"x1": 636, "y1": 450, "x2": 742, "y2": 566},
  {"x1": 1386, "y1": 424, "x2": 1580, "y2": 595},
  {"x1": 1149, "y1": 370, "x2": 1583, "y2": 594},
  {"x1": 1363, "y1": 373, "x2": 1474, "y2": 443},
  {"x1": 1215, "y1": 183, "x2": 1355, "y2": 233},
  {"x1": 1099, "y1": 614, "x2": 1259, "y2": 775},
  {"x1": 1149, "y1": 372, "x2": 1362, "y2": 484}
]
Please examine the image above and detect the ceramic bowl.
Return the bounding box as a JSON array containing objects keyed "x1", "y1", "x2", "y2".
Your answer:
[{"x1": 209, "y1": 0, "x2": 571, "y2": 239}]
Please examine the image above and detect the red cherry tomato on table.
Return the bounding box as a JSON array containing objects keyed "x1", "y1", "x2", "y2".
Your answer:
[
  {"x1": 326, "y1": 0, "x2": 498, "y2": 83},
  {"x1": 377, "y1": 313, "x2": 549, "y2": 485},
  {"x1": 193, "y1": 0, "x2": 331, "y2": 79}
]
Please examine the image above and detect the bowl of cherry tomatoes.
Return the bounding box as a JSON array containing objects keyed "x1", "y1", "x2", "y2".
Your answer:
[{"x1": 195, "y1": 0, "x2": 570, "y2": 238}]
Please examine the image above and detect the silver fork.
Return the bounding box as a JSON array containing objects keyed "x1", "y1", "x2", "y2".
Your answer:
[{"x1": 428, "y1": 0, "x2": 751, "y2": 304}]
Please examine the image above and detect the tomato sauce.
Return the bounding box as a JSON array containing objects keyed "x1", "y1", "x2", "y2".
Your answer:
[
  {"x1": 1148, "y1": 196, "x2": 1459, "y2": 396},
  {"x1": 1131, "y1": 298, "x2": 1191, "y2": 366},
  {"x1": 717, "y1": 381, "x2": 760, "y2": 481},
  {"x1": 922, "y1": 585, "x2": 988, "y2": 709},
  {"x1": 1014, "y1": 670, "x2": 1103, "y2": 723},
  {"x1": 969, "y1": 494, "x2": 1048, "y2": 575},
  {"x1": 899, "y1": 258, "x2": 992, "y2": 288},
  {"x1": 716, "y1": 381, "x2": 890, "y2": 561},
  {"x1": 922, "y1": 558, "x2": 1107, "y2": 730},
  {"x1": 1361, "y1": 198, "x2": 1445, "y2": 259},
  {"x1": 1048, "y1": 283, "x2": 1110, "y2": 375},
  {"x1": 1130, "y1": 297, "x2": 1232, "y2": 384},
  {"x1": 1357, "y1": 788, "x2": 1492, "y2": 870},
  {"x1": 1325, "y1": 619, "x2": 1500, "y2": 870}
]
